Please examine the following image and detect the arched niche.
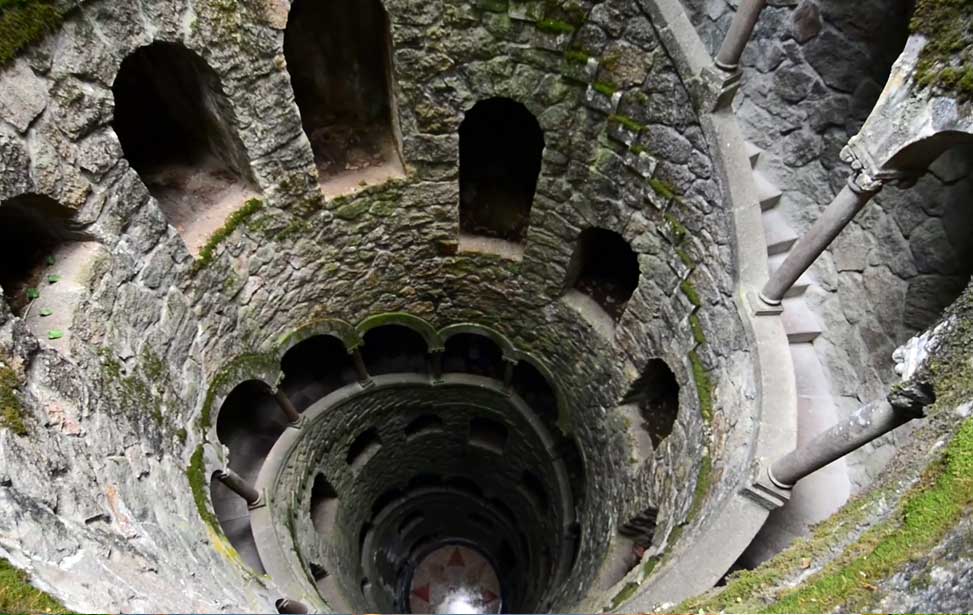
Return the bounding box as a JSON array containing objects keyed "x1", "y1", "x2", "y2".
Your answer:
[
  {"x1": 620, "y1": 358, "x2": 680, "y2": 450},
  {"x1": 459, "y1": 98, "x2": 544, "y2": 246},
  {"x1": 284, "y1": 0, "x2": 403, "y2": 193},
  {"x1": 279, "y1": 334, "x2": 358, "y2": 412},
  {"x1": 0, "y1": 194, "x2": 89, "y2": 314},
  {"x1": 442, "y1": 332, "x2": 505, "y2": 380},
  {"x1": 564, "y1": 227, "x2": 640, "y2": 321},
  {"x1": 112, "y1": 41, "x2": 257, "y2": 253},
  {"x1": 360, "y1": 324, "x2": 429, "y2": 376}
]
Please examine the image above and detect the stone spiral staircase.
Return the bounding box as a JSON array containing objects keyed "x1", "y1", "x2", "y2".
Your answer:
[{"x1": 745, "y1": 141, "x2": 851, "y2": 559}]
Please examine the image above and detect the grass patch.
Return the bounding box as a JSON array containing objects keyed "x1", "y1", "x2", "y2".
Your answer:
[
  {"x1": 0, "y1": 0, "x2": 65, "y2": 66},
  {"x1": 0, "y1": 360, "x2": 26, "y2": 436},
  {"x1": 689, "y1": 313, "x2": 706, "y2": 345},
  {"x1": 565, "y1": 49, "x2": 590, "y2": 64},
  {"x1": 763, "y1": 414, "x2": 973, "y2": 612},
  {"x1": 681, "y1": 279, "x2": 702, "y2": 309},
  {"x1": 192, "y1": 198, "x2": 264, "y2": 274},
  {"x1": 609, "y1": 581, "x2": 639, "y2": 610},
  {"x1": 0, "y1": 559, "x2": 68, "y2": 614}
]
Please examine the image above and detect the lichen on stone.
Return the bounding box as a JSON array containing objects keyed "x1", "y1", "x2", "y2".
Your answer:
[
  {"x1": 192, "y1": 198, "x2": 264, "y2": 275},
  {"x1": 911, "y1": 0, "x2": 973, "y2": 100}
]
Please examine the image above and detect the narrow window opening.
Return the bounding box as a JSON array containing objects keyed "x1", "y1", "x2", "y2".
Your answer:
[
  {"x1": 442, "y1": 333, "x2": 505, "y2": 379},
  {"x1": 310, "y1": 562, "x2": 329, "y2": 581},
  {"x1": 275, "y1": 598, "x2": 309, "y2": 614},
  {"x1": 284, "y1": 0, "x2": 403, "y2": 195},
  {"x1": 112, "y1": 42, "x2": 257, "y2": 254},
  {"x1": 469, "y1": 417, "x2": 509, "y2": 454},
  {"x1": 564, "y1": 228, "x2": 640, "y2": 321},
  {"x1": 311, "y1": 473, "x2": 339, "y2": 535},
  {"x1": 0, "y1": 194, "x2": 88, "y2": 318},
  {"x1": 459, "y1": 98, "x2": 544, "y2": 246},
  {"x1": 280, "y1": 335, "x2": 358, "y2": 411},
  {"x1": 404, "y1": 414, "x2": 444, "y2": 440},
  {"x1": 361, "y1": 325, "x2": 429, "y2": 375},
  {"x1": 621, "y1": 359, "x2": 680, "y2": 448},
  {"x1": 347, "y1": 427, "x2": 382, "y2": 471}
]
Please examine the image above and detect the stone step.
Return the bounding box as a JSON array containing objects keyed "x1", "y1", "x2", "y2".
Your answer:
[
  {"x1": 754, "y1": 172, "x2": 782, "y2": 211},
  {"x1": 767, "y1": 252, "x2": 814, "y2": 298},
  {"x1": 781, "y1": 295, "x2": 823, "y2": 343},
  {"x1": 745, "y1": 141, "x2": 762, "y2": 168},
  {"x1": 761, "y1": 209, "x2": 799, "y2": 256}
]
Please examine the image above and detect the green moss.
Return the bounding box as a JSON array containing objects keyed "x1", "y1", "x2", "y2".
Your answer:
[
  {"x1": 477, "y1": 0, "x2": 508, "y2": 12},
  {"x1": 536, "y1": 18, "x2": 575, "y2": 34},
  {"x1": 187, "y1": 445, "x2": 220, "y2": 532},
  {"x1": 609, "y1": 581, "x2": 639, "y2": 610},
  {"x1": 564, "y1": 49, "x2": 590, "y2": 65},
  {"x1": 650, "y1": 178, "x2": 679, "y2": 201},
  {"x1": 608, "y1": 114, "x2": 644, "y2": 133},
  {"x1": 0, "y1": 361, "x2": 26, "y2": 436},
  {"x1": 175, "y1": 427, "x2": 188, "y2": 445},
  {"x1": 763, "y1": 415, "x2": 973, "y2": 613},
  {"x1": 99, "y1": 348, "x2": 164, "y2": 427},
  {"x1": 688, "y1": 350, "x2": 713, "y2": 423},
  {"x1": 911, "y1": 0, "x2": 973, "y2": 99},
  {"x1": 687, "y1": 453, "x2": 713, "y2": 522},
  {"x1": 192, "y1": 198, "x2": 264, "y2": 274},
  {"x1": 0, "y1": 0, "x2": 65, "y2": 66},
  {"x1": 334, "y1": 200, "x2": 370, "y2": 221},
  {"x1": 199, "y1": 352, "x2": 279, "y2": 431},
  {"x1": 543, "y1": 0, "x2": 587, "y2": 25},
  {"x1": 689, "y1": 313, "x2": 706, "y2": 345},
  {"x1": 675, "y1": 246, "x2": 694, "y2": 269},
  {"x1": 592, "y1": 81, "x2": 617, "y2": 96},
  {"x1": 0, "y1": 558, "x2": 69, "y2": 614},
  {"x1": 681, "y1": 279, "x2": 702, "y2": 309}
]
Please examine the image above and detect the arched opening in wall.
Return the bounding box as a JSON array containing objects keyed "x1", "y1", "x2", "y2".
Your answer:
[
  {"x1": 459, "y1": 98, "x2": 544, "y2": 250},
  {"x1": 0, "y1": 194, "x2": 93, "y2": 317},
  {"x1": 280, "y1": 335, "x2": 358, "y2": 411},
  {"x1": 442, "y1": 333, "x2": 505, "y2": 379},
  {"x1": 898, "y1": 143, "x2": 973, "y2": 336},
  {"x1": 275, "y1": 599, "x2": 309, "y2": 615},
  {"x1": 112, "y1": 42, "x2": 257, "y2": 254},
  {"x1": 212, "y1": 380, "x2": 287, "y2": 574},
  {"x1": 347, "y1": 427, "x2": 383, "y2": 472},
  {"x1": 361, "y1": 325, "x2": 429, "y2": 376},
  {"x1": 621, "y1": 359, "x2": 680, "y2": 449},
  {"x1": 404, "y1": 414, "x2": 444, "y2": 440},
  {"x1": 511, "y1": 360, "x2": 560, "y2": 434},
  {"x1": 564, "y1": 228, "x2": 640, "y2": 323},
  {"x1": 311, "y1": 472, "x2": 339, "y2": 535},
  {"x1": 284, "y1": 0, "x2": 402, "y2": 195},
  {"x1": 469, "y1": 417, "x2": 508, "y2": 454}
]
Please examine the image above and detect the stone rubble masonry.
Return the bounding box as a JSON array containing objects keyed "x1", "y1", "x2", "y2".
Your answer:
[{"x1": 0, "y1": 0, "x2": 793, "y2": 612}]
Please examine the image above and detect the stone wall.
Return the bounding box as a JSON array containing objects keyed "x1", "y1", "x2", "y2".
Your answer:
[{"x1": 0, "y1": 0, "x2": 778, "y2": 611}]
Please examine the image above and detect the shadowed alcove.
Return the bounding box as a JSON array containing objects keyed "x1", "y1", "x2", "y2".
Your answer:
[
  {"x1": 564, "y1": 228, "x2": 640, "y2": 321},
  {"x1": 284, "y1": 0, "x2": 402, "y2": 192},
  {"x1": 459, "y1": 98, "x2": 544, "y2": 245},
  {"x1": 112, "y1": 42, "x2": 257, "y2": 253}
]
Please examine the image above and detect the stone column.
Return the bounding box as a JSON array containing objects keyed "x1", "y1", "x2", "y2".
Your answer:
[
  {"x1": 769, "y1": 382, "x2": 933, "y2": 488},
  {"x1": 352, "y1": 349, "x2": 371, "y2": 384},
  {"x1": 503, "y1": 358, "x2": 516, "y2": 389},
  {"x1": 760, "y1": 173, "x2": 883, "y2": 305},
  {"x1": 430, "y1": 350, "x2": 444, "y2": 381},
  {"x1": 715, "y1": 0, "x2": 769, "y2": 72},
  {"x1": 273, "y1": 389, "x2": 302, "y2": 425},
  {"x1": 215, "y1": 468, "x2": 263, "y2": 507}
]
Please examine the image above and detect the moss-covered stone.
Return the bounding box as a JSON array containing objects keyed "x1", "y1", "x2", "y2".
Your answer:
[
  {"x1": 0, "y1": 0, "x2": 65, "y2": 66},
  {"x1": 0, "y1": 359, "x2": 27, "y2": 436},
  {"x1": 193, "y1": 198, "x2": 264, "y2": 275},
  {"x1": 911, "y1": 0, "x2": 973, "y2": 100},
  {"x1": 186, "y1": 445, "x2": 220, "y2": 532}
]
